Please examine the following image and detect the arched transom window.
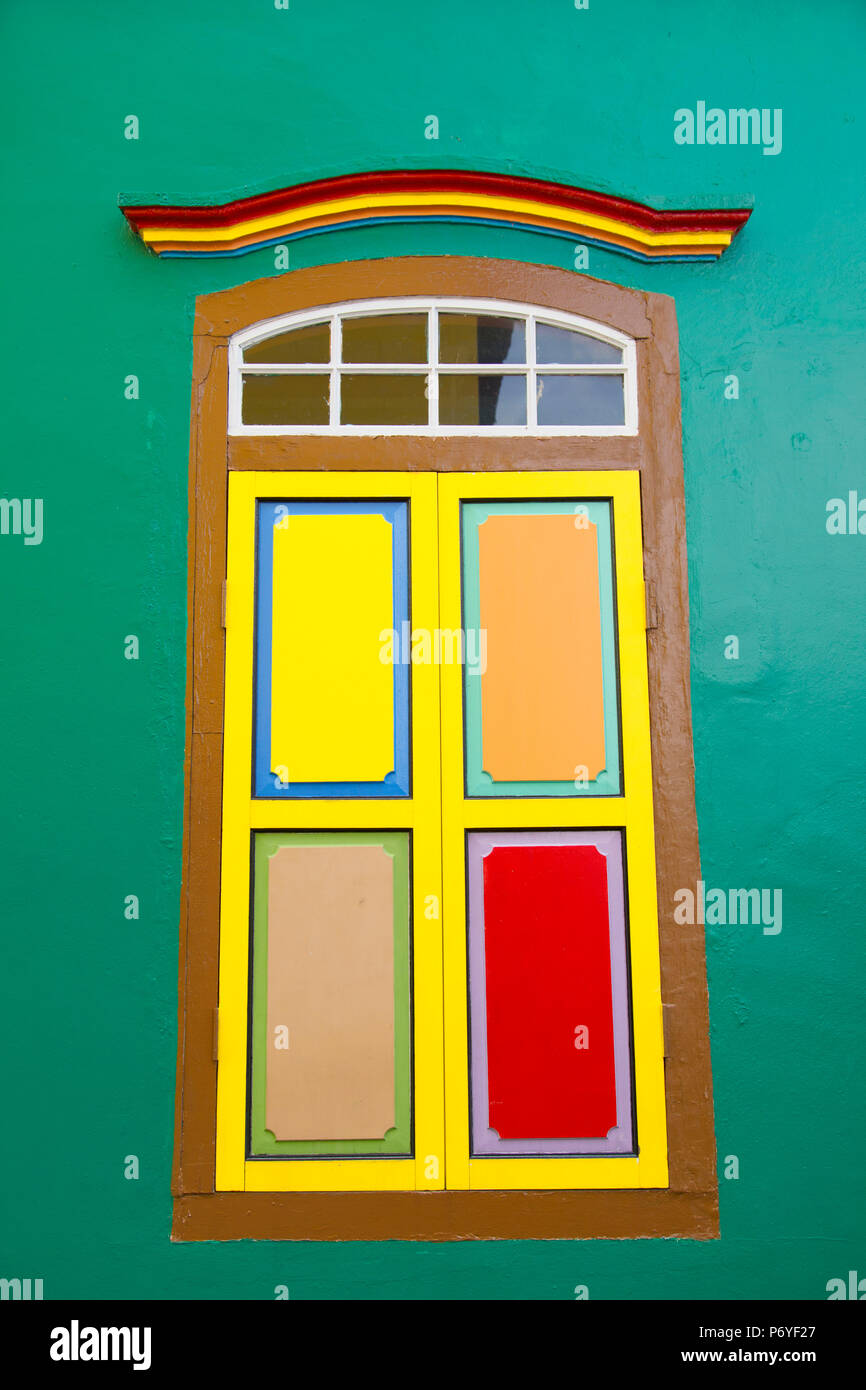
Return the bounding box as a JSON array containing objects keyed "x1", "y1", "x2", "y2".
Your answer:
[{"x1": 229, "y1": 297, "x2": 637, "y2": 435}]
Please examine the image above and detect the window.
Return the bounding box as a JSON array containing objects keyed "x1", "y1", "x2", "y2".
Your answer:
[
  {"x1": 175, "y1": 258, "x2": 716, "y2": 1241},
  {"x1": 216, "y1": 469, "x2": 666, "y2": 1196},
  {"x1": 230, "y1": 299, "x2": 637, "y2": 435}
]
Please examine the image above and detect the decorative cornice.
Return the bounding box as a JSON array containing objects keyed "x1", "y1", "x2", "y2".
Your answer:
[{"x1": 120, "y1": 169, "x2": 751, "y2": 263}]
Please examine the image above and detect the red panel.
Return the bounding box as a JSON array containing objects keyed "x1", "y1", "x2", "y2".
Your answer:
[{"x1": 483, "y1": 844, "x2": 617, "y2": 1139}]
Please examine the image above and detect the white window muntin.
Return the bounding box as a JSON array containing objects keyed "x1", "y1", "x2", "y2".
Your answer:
[{"x1": 228, "y1": 297, "x2": 638, "y2": 437}]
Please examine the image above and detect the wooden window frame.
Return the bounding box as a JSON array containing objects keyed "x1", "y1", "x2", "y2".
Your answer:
[{"x1": 174, "y1": 256, "x2": 718, "y2": 1241}]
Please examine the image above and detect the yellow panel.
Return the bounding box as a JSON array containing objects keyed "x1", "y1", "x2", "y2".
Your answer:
[
  {"x1": 215, "y1": 477, "x2": 257, "y2": 1193},
  {"x1": 466, "y1": 1151, "x2": 668, "y2": 1190},
  {"x1": 217, "y1": 472, "x2": 444, "y2": 1194},
  {"x1": 437, "y1": 470, "x2": 668, "y2": 1191},
  {"x1": 249, "y1": 799, "x2": 419, "y2": 831},
  {"x1": 270, "y1": 512, "x2": 394, "y2": 783},
  {"x1": 244, "y1": 1158, "x2": 417, "y2": 1193}
]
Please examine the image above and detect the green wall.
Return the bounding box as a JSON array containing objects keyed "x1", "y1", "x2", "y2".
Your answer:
[{"x1": 1, "y1": 0, "x2": 863, "y2": 1299}]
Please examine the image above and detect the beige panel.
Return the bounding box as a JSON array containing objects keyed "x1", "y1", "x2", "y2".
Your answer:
[{"x1": 265, "y1": 844, "x2": 396, "y2": 1141}]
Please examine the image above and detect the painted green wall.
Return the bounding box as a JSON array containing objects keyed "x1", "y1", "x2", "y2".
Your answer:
[{"x1": 1, "y1": 0, "x2": 863, "y2": 1299}]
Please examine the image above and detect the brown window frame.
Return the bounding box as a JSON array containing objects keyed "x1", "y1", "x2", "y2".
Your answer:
[{"x1": 173, "y1": 256, "x2": 718, "y2": 1242}]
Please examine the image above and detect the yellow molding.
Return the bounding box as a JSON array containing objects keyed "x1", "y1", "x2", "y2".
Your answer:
[{"x1": 140, "y1": 190, "x2": 730, "y2": 250}]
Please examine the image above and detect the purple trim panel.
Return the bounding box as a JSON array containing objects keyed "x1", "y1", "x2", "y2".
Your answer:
[{"x1": 467, "y1": 830, "x2": 635, "y2": 1156}]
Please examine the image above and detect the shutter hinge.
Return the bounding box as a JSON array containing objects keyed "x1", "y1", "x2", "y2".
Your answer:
[
  {"x1": 221, "y1": 580, "x2": 228, "y2": 629},
  {"x1": 661, "y1": 1002, "x2": 673, "y2": 1059},
  {"x1": 645, "y1": 578, "x2": 659, "y2": 632},
  {"x1": 212, "y1": 1008, "x2": 219, "y2": 1062}
]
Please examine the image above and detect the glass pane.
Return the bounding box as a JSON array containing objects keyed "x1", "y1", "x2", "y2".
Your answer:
[
  {"x1": 243, "y1": 322, "x2": 330, "y2": 364},
  {"x1": 341, "y1": 314, "x2": 427, "y2": 363},
  {"x1": 242, "y1": 373, "x2": 329, "y2": 425},
  {"x1": 536, "y1": 323, "x2": 622, "y2": 365},
  {"x1": 340, "y1": 373, "x2": 428, "y2": 425},
  {"x1": 439, "y1": 314, "x2": 525, "y2": 364},
  {"x1": 439, "y1": 373, "x2": 527, "y2": 426},
  {"x1": 537, "y1": 374, "x2": 625, "y2": 426}
]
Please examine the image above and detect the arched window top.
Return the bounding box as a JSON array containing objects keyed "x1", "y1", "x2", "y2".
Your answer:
[{"x1": 228, "y1": 297, "x2": 637, "y2": 436}]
